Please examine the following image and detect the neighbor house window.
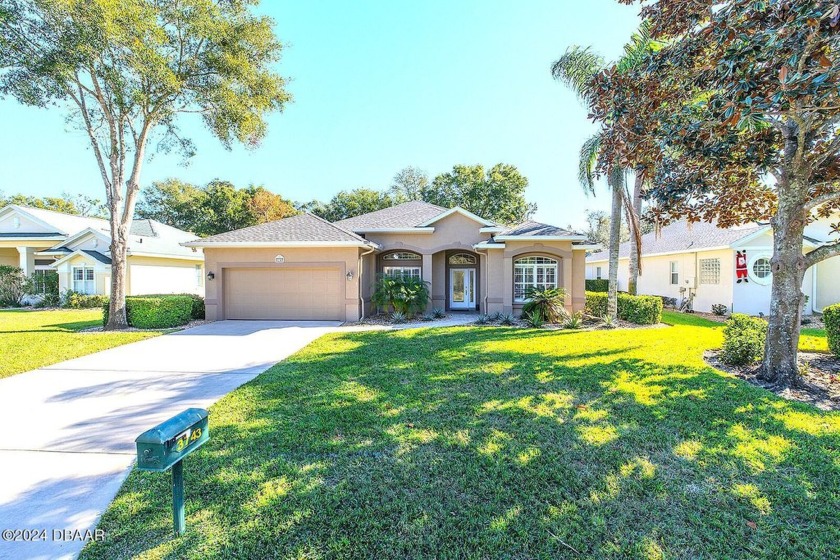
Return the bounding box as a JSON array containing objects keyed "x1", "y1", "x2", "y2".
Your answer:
[
  {"x1": 596, "y1": 266, "x2": 602, "y2": 280},
  {"x1": 31, "y1": 269, "x2": 57, "y2": 294},
  {"x1": 72, "y1": 266, "x2": 95, "y2": 294},
  {"x1": 448, "y1": 253, "x2": 476, "y2": 265},
  {"x1": 751, "y1": 256, "x2": 772, "y2": 284},
  {"x1": 699, "y1": 258, "x2": 721, "y2": 285},
  {"x1": 195, "y1": 265, "x2": 203, "y2": 288},
  {"x1": 382, "y1": 252, "x2": 421, "y2": 261},
  {"x1": 383, "y1": 267, "x2": 421, "y2": 281},
  {"x1": 514, "y1": 256, "x2": 558, "y2": 302},
  {"x1": 670, "y1": 261, "x2": 679, "y2": 285}
]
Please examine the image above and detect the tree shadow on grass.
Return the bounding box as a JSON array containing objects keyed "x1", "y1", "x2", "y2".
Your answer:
[{"x1": 81, "y1": 327, "x2": 840, "y2": 560}]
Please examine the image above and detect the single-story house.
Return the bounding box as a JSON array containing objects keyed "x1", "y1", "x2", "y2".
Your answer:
[
  {"x1": 0, "y1": 204, "x2": 205, "y2": 297},
  {"x1": 585, "y1": 218, "x2": 840, "y2": 315},
  {"x1": 184, "y1": 201, "x2": 597, "y2": 322}
]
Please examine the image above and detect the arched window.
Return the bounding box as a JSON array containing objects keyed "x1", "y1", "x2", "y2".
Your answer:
[
  {"x1": 749, "y1": 255, "x2": 773, "y2": 285},
  {"x1": 382, "y1": 251, "x2": 421, "y2": 260},
  {"x1": 514, "y1": 256, "x2": 558, "y2": 302},
  {"x1": 448, "y1": 253, "x2": 476, "y2": 265},
  {"x1": 382, "y1": 251, "x2": 422, "y2": 280}
]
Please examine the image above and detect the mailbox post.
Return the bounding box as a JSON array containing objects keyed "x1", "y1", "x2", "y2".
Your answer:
[{"x1": 136, "y1": 408, "x2": 209, "y2": 536}]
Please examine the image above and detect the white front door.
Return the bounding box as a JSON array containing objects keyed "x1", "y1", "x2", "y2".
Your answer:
[{"x1": 450, "y1": 268, "x2": 476, "y2": 310}]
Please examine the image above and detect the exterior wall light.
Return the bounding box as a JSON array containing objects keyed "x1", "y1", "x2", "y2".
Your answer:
[
  {"x1": 346, "y1": 270, "x2": 353, "y2": 281},
  {"x1": 207, "y1": 271, "x2": 215, "y2": 281}
]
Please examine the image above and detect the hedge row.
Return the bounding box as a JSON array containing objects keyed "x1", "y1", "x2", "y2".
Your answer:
[
  {"x1": 584, "y1": 291, "x2": 663, "y2": 325},
  {"x1": 585, "y1": 279, "x2": 609, "y2": 293},
  {"x1": 103, "y1": 295, "x2": 195, "y2": 329},
  {"x1": 824, "y1": 304, "x2": 840, "y2": 358}
]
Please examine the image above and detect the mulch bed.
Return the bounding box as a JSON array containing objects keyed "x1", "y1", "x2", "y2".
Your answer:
[{"x1": 705, "y1": 350, "x2": 840, "y2": 411}]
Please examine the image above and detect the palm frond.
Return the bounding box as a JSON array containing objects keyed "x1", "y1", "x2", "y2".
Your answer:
[
  {"x1": 551, "y1": 46, "x2": 605, "y2": 105},
  {"x1": 578, "y1": 133, "x2": 602, "y2": 197}
]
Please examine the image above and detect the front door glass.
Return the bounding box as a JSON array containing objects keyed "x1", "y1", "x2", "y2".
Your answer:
[{"x1": 450, "y1": 268, "x2": 476, "y2": 309}]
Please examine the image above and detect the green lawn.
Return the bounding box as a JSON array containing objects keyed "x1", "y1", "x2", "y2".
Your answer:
[
  {"x1": 661, "y1": 310, "x2": 829, "y2": 353},
  {"x1": 82, "y1": 317, "x2": 839, "y2": 559},
  {"x1": 0, "y1": 309, "x2": 161, "y2": 379}
]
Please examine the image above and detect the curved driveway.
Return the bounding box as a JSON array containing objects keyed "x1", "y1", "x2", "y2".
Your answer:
[{"x1": 0, "y1": 320, "x2": 340, "y2": 560}]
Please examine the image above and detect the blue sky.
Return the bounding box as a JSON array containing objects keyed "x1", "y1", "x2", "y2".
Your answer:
[{"x1": 0, "y1": 0, "x2": 641, "y2": 229}]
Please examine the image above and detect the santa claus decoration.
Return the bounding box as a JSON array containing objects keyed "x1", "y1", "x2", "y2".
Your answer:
[{"x1": 736, "y1": 251, "x2": 748, "y2": 283}]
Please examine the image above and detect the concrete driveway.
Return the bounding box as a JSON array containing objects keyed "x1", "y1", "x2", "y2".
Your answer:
[{"x1": 0, "y1": 320, "x2": 340, "y2": 560}]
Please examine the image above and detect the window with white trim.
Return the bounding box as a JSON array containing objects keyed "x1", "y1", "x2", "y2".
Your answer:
[
  {"x1": 670, "y1": 261, "x2": 679, "y2": 285},
  {"x1": 752, "y1": 257, "x2": 772, "y2": 282},
  {"x1": 596, "y1": 266, "x2": 602, "y2": 280},
  {"x1": 382, "y1": 252, "x2": 421, "y2": 261},
  {"x1": 72, "y1": 266, "x2": 95, "y2": 294},
  {"x1": 31, "y1": 269, "x2": 57, "y2": 294},
  {"x1": 514, "y1": 256, "x2": 558, "y2": 302},
  {"x1": 383, "y1": 267, "x2": 421, "y2": 281},
  {"x1": 195, "y1": 265, "x2": 204, "y2": 288},
  {"x1": 699, "y1": 258, "x2": 720, "y2": 285}
]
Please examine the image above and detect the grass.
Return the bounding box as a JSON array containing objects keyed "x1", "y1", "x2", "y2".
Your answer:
[
  {"x1": 0, "y1": 309, "x2": 161, "y2": 379},
  {"x1": 661, "y1": 310, "x2": 829, "y2": 353},
  {"x1": 82, "y1": 318, "x2": 839, "y2": 559}
]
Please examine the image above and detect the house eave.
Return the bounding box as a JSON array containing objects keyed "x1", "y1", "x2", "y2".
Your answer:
[
  {"x1": 586, "y1": 245, "x2": 733, "y2": 263},
  {"x1": 127, "y1": 250, "x2": 204, "y2": 261},
  {"x1": 494, "y1": 235, "x2": 588, "y2": 242},
  {"x1": 473, "y1": 242, "x2": 506, "y2": 250},
  {"x1": 181, "y1": 240, "x2": 378, "y2": 249},
  {"x1": 417, "y1": 206, "x2": 495, "y2": 227}
]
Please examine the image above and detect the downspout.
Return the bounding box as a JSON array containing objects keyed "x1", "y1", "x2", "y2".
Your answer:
[
  {"x1": 358, "y1": 245, "x2": 376, "y2": 319},
  {"x1": 811, "y1": 261, "x2": 818, "y2": 314},
  {"x1": 474, "y1": 246, "x2": 489, "y2": 314}
]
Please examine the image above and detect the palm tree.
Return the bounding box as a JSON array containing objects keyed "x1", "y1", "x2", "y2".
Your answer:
[{"x1": 552, "y1": 47, "x2": 627, "y2": 319}]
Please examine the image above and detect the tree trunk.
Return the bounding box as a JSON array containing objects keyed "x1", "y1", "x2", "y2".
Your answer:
[
  {"x1": 607, "y1": 180, "x2": 623, "y2": 319},
  {"x1": 627, "y1": 171, "x2": 644, "y2": 295},
  {"x1": 758, "y1": 192, "x2": 807, "y2": 389},
  {"x1": 106, "y1": 220, "x2": 131, "y2": 330}
]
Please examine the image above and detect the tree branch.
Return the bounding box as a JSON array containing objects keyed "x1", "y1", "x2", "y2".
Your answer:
[
  {"x1": 804, "y1": 189, "x2": 840, "y2": 213},
  {"x1": 806, "y1": 239, "x2": 840, "y2": 268}
]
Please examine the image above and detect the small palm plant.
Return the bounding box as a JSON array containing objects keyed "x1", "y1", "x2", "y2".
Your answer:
[
  {"x1": 521, "y1": 287, "x2": 569, "y2": 324},
  {"x1": 523, "y1": 310, "x2": 545, "y2": 328},
  {"x1": 500, "y1": 313, "x2": 517, "y2": 326},
  {"x1": 372, "y1": 275, "x2": 430, "y2": 316},
  {"x1": 563, "y1": 311, "x2": 584, "y2": 330}
]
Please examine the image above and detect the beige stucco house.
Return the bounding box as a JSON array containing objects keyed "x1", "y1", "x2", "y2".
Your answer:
[
  {"x1": 185, "y1": 201, "x2": 596, "y2": 322},
  {"x1": 586, "y1": 218, "x2": 840, "y2": 315},
  {"x1": 0, "y1": 205, "x2": 204, "y2": 298}
]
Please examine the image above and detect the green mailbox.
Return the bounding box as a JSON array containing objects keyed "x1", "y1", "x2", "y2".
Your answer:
[{"x1": 136, "y1": 408, "x2": 209, "y2": 536}]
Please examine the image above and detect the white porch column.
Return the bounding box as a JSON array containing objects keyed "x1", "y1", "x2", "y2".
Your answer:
[
  {"x1": 422, "y1": 253, "x2": 433, "y2": 312},
  {"x1": 17, "y1": 246, "x2": 35, "y2": 276}
]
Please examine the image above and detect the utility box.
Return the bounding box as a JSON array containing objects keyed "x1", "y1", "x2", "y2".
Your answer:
[{"x1": 136, "y1": 408, "x2": 209, "y2": 473}]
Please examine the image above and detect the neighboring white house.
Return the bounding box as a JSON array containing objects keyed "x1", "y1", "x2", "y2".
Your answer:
[
  {"x1": 0, "y1": 205, "x2": 204, "y2": 297},
  {"x1": 585, "y1": 218, "x2": 840, "y2": 315}
]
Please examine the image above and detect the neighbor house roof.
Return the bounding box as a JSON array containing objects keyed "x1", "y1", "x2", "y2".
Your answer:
[
  {"x1": 587, "y1": 220, "x2": 766, "y2": 262},
  {"x1": 7, "y1": 205, "x2": 109, "y2": 235},
  {"x1": 334, "y1": 201, "x2": 448, "y2": 231},
  {"x1": 182, "y1": 213, "x2": 377, "y2": 248}
]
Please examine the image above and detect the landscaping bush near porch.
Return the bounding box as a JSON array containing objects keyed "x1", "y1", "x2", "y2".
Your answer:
[
  {"x1": 823, "y1": 304, "x2": 840, "y2": 357},
  {"x1": 371, "y1": 275, "x2": 430, "y2": 315},
  {"x1": 584, "y1": 291, "x2": 663, "y2": 324},
  {"x1": 102, "y1": 295, "x2": 194, "y2": 329},
  {"x1": 584, "y1": 278, "x2": 608, "y2": 292}
]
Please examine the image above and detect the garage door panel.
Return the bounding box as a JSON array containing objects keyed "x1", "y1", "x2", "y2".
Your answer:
[{"x1": 224, "y1": 268, "x2": 343, "y2": 320}]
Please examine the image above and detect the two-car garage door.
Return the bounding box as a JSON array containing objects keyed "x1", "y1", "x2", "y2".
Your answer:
[{"x1": 223, "y1": 267, "x2": 344, "y2": 320}]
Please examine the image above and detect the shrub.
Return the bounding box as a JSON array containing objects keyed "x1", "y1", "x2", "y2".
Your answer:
[
  {"x1": 433, "y1": 308, "x2": 446, "y2": 319},
  {"x1": 24, "y1": 271, "x2": 59, "y2": 307},
  {"x1": 103, "y1": 295, "x2": 193, "y2": 329},
  {"x1": 64, "y1": 291, "x2": 109, "y2": 309},
  {"x1": 720, "y1": 314, "x2": 767, "y2": 366},
  {"x1": 372, "y1": 275, "x2": 430, "y2": 316},
  {"x1": 563, "y1": 311, "x2": 583, "y2": 330},
  {"x1": 658, "y1": 296, "x2": 678, "y2": 309},
  {"x1": 601, "y1": 313, "x2": 616, "y2": 328},
  {"x1": 584, "y1": 291, "x2": 663, "y2": 325},
  {"x1": 421, "y1": 313, "x2": 435, "y2": 322},
  {"x1": 823, "y1": 304, "x2": 840, "y2": 358},
  {"x1": 489, "y1": 311, "x2": 502, "y2": 322},
  {"x1": 0, "y1": 265, "x2": 25, "y2": 307},
  {"x1": 585, "y1": 279, "x2": 609, "y2": 292},
  {"x1": 500, "y1": 313, "x2": 516, "y2": 326},
  {"x1": 390, "y1": 311, "x2": 407, "y2": 324},
  {"x1": 475, "y1": 314, "x2": 490, "y2": 325},
  {"x1": 523, "y1": 311, "x2": 544, "y2": 328},
  {"x1": 144, "y1": 293, "x2": 205, "y2": 319},
  {"x1": 711, "y1": 304, "x2": 728, "y2": 316},
  {"x1": 521, "y1": 287, "x2": 568, "y2": 324}
]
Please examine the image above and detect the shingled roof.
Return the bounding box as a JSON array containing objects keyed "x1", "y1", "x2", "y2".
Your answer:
[
  {"x1": 183, "y1": 213, "x2": 375, "y2": 246},
  {"x1": 496, "y1": 220, "x2": 587, "y2": 239},
  {"x1": 335, "y1": 201, "x2": 448, "y2": 231},
  {"x1": 587, "y1": 220, "x2": 767, "y2": 261}
]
